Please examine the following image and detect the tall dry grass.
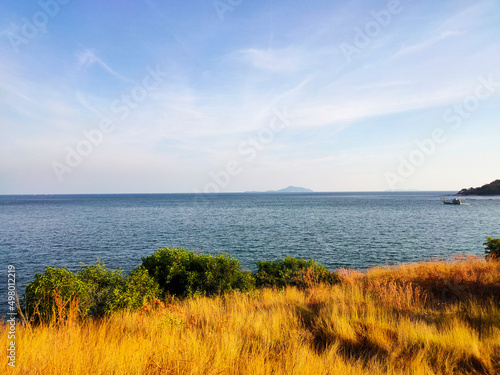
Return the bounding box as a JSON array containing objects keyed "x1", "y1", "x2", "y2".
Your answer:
[{"x1": 2, "y1": 256, "x2": 499, "y2": 374}]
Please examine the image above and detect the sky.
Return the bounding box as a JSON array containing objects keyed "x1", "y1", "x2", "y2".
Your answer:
[{"x1": 1, "y1": 0, "x2": 499, "y2": 194}]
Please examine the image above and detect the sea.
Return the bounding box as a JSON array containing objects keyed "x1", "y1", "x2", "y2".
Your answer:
[{"x1": 1, "y1": 192, "x2": 499, "y2": 318}]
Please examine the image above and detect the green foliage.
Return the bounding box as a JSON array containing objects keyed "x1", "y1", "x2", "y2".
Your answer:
[
  {"x1": 140, "y1": 247, "x2": 255, "y2": 297},
  {"x1": 113, "y1": 266, "x2": 161, "y2": 311},
  {"x1": 24, "y1": 261, "x2": 160, "y2": 322},
  {"x1": 484, "y1": 237, "x2": 500, "y2": 259},
  {"x1": 24, "y1": 249, "x2": 341, "y2": 322},
  {"x1": 77, "y1": 260, "x2": 125, "y2": 317},
  {"x1": 255, "y1": 256, "x2": 338, "y2": 288},
  {"x1": 24, "y1": 267, "x2": 87, "y2": 322}
]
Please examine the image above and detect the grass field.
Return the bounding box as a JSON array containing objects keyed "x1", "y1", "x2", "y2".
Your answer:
[{"x1": 2, "y1": 255, "x2": 499, "y2": 374}]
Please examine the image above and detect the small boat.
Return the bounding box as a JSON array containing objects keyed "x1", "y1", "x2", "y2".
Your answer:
[{"x1": 442, "y1": 198, "x2": 462, "y2": 205}]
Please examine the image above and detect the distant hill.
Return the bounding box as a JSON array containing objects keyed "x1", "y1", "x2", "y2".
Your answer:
[
  {"x1": 246, "y1": 186, "x2": 313, "y2": 193},
  {"x1": 457, "y1": 179, "x2": 500, "y2": 196},
  {"x1": 272, "y1": 186, "x2": 313, "y2": 193}
]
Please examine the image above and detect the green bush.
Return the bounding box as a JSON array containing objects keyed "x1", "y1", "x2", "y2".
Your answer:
[
  {"x1": 24, "y1": 267, "x2": 87, "y2": 322},
  {"x1": 112, "y1": 266, "x2": 161, "y2": 311},
  {"x1": 76, "y1": 260, "x2": 125, "y2": 317},
  {"x1": 24, "y1": 261, "x2": 160, "y2": 322},
  {"x1": 23, "y1": 249, "x2": 341, "y2": 322},
  {"x1": 484, "y1": 237, "x2": 500, "y2": 259},
  {"x1": 255, "y1": 256, "x2": 338, "y2": 288},
  {"x1": 141, "y1": 247, "x2": 255, "y2": 297}
]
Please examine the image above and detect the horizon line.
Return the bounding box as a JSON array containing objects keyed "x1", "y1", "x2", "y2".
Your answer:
[{"x1": 0, "y1": 190, "x2": 460, "y2": 196}]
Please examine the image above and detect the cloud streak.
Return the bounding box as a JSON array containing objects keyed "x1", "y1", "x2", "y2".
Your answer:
[{"x1": 75, "y1": 48, "x2": 131, "y2": 83}]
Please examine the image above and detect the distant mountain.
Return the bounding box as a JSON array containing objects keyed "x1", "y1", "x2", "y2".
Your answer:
[
  {"x1": 270, "y1": 186, "x2": 313, "y2": 193},
  {"x1": 245, "y1": 186, "x2": 313, "y2": 193},
  {"x1": 457, "y1": 179, "x2": 500, "y2": 196}
]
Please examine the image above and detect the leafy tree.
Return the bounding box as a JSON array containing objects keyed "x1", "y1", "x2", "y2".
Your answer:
[{"x1": 484, "y1": 237, "x2": 500, "y2": 259}]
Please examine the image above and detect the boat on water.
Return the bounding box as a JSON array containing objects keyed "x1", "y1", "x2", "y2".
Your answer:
[{"x1": 442, "y1": 198, "x2": 462, "y2": 205}]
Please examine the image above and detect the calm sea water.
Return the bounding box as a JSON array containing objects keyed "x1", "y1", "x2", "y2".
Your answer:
[{"x1": 1, "y1": 192, "x2": 499, "y2": 317}]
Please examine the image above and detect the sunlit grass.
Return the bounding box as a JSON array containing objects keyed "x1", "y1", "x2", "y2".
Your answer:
[{"x1": 2, "y1": 256, "x2": 499, "y2": 374}]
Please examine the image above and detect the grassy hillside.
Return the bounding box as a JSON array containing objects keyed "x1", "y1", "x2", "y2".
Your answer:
[{"x1": 2, "y1": 255, "x2": 499, "y2": 374}]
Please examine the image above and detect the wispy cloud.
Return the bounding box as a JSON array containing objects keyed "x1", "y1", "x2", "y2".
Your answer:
[
  {"x1": 394, "y1": 30, "x2": 464, "y2": 57},
  {"x1": 231, "y1": 47, "x2": 304, "y2": 73},
  {"x1": 75, "y1": 48, "x2": 130, "y2": 82}
]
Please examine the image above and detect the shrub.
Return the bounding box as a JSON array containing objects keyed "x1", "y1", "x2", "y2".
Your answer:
[
  {"x1": 24, "y1": 267, "x2": 87, "y2": 322},
  {"x1": 112, "y1": 266, "x2": 161, "y2": 311},
  {"x1": 140, "y1": 247, "x2": 255, "y2": 297},
  {"x1": 484, "y1": 237, "x2": 500, "y2": 259},
  {"x1": 255, "y1": 256, "x2": 338, "y2": 288},
  {"x1": 77, "y1": 260, "x2": 125, "y2": 317},
  {"x1": 24, "y1": 261, "x2": 160, "y2": 322}
]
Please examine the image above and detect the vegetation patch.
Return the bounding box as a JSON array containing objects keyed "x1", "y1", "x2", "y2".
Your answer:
[
  {"x1": 484, "y1": 236, "x2": 500, "y2": 259},
  {"x1": 23, "y1": 248, "x2": 340, "y2": 322},
  {"x1": 24, "y1": 261, "x2": 159, "y2": 322},
  {"x1": 140, "y1": 247, "x2": 255, "y2": 298},
  {"x1": 5, "y1": 254, "x2": 500, "y2": 375},
  {"x1": 255, "y1": 256, "x2": 338, "y2": 288}
]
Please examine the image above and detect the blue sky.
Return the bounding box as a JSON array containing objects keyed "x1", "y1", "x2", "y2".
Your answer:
[{"x1": 1, "y1": 0, "x2": 499, "y2": 194}]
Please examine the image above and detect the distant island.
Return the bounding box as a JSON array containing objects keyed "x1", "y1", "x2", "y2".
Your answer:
[
  {"x1": 457, "y1": 179, "x2": 500, "y2": 196},
  {"x1": 273, "y1": 186, "x2": 313, "y2": 193},
  {"x1": 246, "y1": 186, "x2": 313, "y2": 193}
]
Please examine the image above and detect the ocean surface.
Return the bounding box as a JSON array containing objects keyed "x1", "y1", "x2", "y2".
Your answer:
[{"x1": 1, "y1": 192, "x2": 499, "y2": 317}]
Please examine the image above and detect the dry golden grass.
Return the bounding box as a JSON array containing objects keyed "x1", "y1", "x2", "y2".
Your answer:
[{"x1": 2, "y1": 256, "x2": 499, "y2": 374}]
